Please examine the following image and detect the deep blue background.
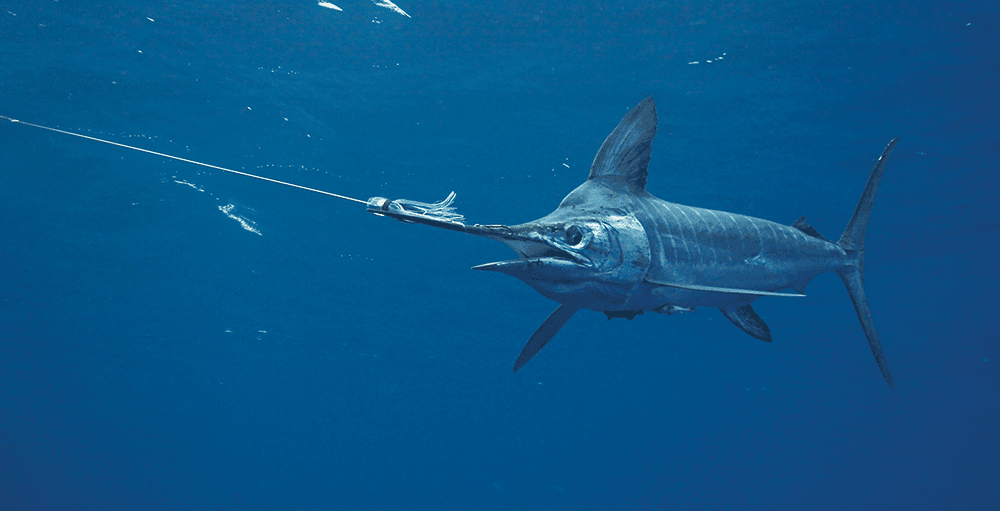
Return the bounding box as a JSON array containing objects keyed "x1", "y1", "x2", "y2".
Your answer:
[{"x1": 2, "y1": 1, "x2": 997, "y2": 509}]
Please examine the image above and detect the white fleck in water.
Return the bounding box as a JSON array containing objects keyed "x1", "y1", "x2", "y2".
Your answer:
[{"x1": 219, "y1": 204, "x2": 262, "y2": 235}]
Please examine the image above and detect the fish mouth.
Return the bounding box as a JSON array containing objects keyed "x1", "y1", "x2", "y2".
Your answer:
[{"x1": 471, "y1": 238, "x2": 590, "y2": 275}]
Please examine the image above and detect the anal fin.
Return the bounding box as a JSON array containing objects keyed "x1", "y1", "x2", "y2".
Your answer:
[
  {"x1": 721, "y1": 305, "x2": 772, "y2": 342},
  {"x1": 513, "y1": 304, "x2": 579, "y2": 372}
]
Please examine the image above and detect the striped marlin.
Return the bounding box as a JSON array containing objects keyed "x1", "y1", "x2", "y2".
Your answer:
[{"x1": 473, "y1": 97, "x2": 897, "y2": 386}]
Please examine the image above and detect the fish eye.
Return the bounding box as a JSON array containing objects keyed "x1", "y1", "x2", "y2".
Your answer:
[{"x1": 565, "y1": 225, "x2": 584, "y2": 246}]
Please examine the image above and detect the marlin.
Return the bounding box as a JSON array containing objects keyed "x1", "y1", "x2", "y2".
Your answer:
[{"x1": 472, "y1": 97, "x2": 897, "y2": 386}]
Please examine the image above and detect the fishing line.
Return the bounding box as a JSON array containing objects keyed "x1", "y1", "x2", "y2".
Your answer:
[
  {"x1": 2, "y1": 115, "x2": 368, "y2": 204},
  {"x1": 2, "y1": 114, "x2": 513, "y2": 237}
]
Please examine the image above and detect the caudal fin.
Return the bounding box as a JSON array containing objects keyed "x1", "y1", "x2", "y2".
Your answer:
[{"x1": 836, "y1": 139, "x2": 898, "y2": 388}]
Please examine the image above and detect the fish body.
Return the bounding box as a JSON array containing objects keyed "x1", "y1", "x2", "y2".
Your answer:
[{"x1": 474, "y1": 98, "x2": 897, "y2": 386}]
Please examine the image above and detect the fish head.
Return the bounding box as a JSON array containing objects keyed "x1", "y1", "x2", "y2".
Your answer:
[
  {"x1": 474, "y1": 96, "x2": 659, "y2": 311},
  {"x1": 474, "y1": 192, "x2": 651, "y2": 311}
]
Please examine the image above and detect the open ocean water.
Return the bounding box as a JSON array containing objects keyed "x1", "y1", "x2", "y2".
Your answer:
[{"x1": 1, "y1": 1, "x2": 997, "y2": 509}]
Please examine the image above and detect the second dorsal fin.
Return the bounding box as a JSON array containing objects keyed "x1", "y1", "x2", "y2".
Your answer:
[{"x1": 792, "y1": 216, "x2": 829, "y2": 241}]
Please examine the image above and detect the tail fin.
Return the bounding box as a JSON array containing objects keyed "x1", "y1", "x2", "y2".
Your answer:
[{"x1": 836, "y1": 139, "x2": 897, "y2": 388}]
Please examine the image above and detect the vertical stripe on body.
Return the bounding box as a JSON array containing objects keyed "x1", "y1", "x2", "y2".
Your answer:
[
  {"x1": 660, "y1": 203, "x2": 680, "y2": 262},
  {"x1": 692, "y1": 209, "x2": 714, "y2": 265}
]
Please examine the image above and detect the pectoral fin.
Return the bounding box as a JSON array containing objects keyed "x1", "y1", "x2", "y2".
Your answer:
[
  {"x1": 513, "y1": 304, "x2": 579, "y2": 372},
  {"x1": 721, "y1": 305, "x2": 772, "y2": 342},
  {"x1": 646, "y1": 279, "x2": 805, "y2": 298}
]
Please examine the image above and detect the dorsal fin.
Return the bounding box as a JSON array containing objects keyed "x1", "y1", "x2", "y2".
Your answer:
[
  {"x1": 792, "y1": 216, "x2": 829, "y2": 241},
  {"x1": 588, "y1": 97, "x2": 658, "y2": 191}
]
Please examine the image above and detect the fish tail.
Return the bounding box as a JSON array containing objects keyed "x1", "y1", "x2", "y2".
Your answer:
[{"x1": 835, "y1": 138, "x2": 898, "y2": 388}]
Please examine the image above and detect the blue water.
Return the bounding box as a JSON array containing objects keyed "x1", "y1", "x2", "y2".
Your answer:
[{"x1": 2, "y1": 1, "x2": 997, "y2": 509}]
